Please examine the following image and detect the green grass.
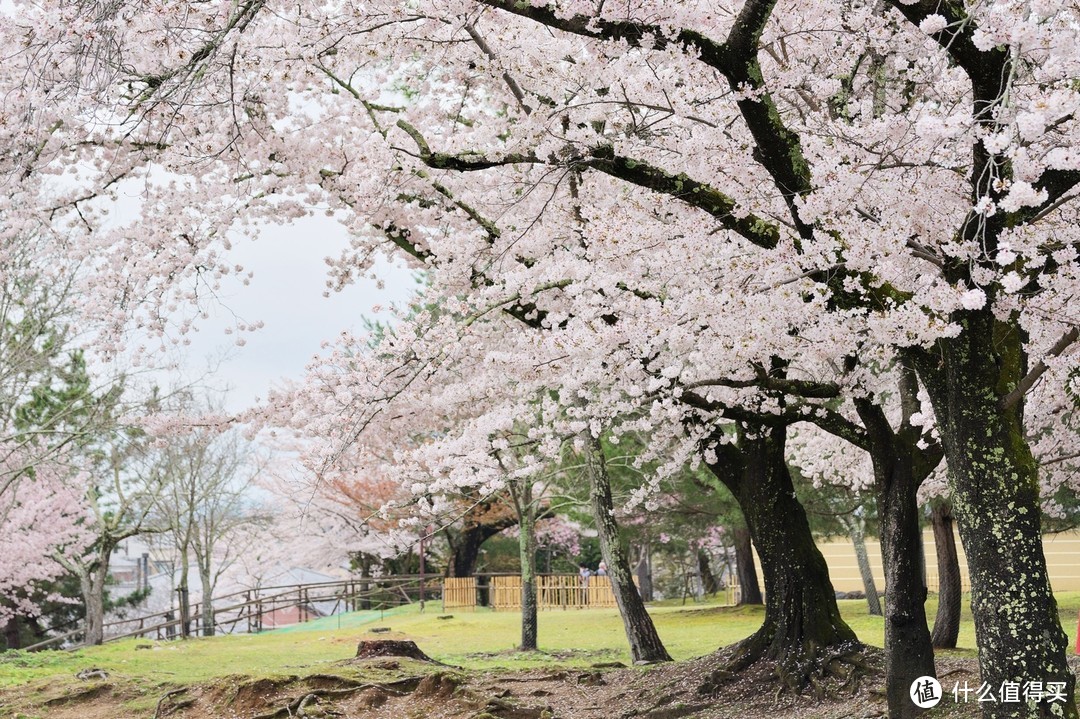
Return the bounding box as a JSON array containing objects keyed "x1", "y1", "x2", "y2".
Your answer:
[{"x1": 4, "y1": 592, "x2": 1080, "y2": 687}]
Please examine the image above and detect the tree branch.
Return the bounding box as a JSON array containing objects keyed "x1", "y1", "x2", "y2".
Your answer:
[
  {"x1": 584, "y1": 147, "x2": 781, "y2": 249},
  {"x1": 685, "y1": 375, "x2": 840, "y2": 399},
  {"x1": 1002, "y1": 326, "x2": 1080, "y2": 411}
]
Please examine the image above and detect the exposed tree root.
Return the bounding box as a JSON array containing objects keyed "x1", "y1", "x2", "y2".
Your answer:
[
  {"x1": 249, "y1": 677, "x2": 424, "y2": 719},
  {"x1": 153, "y1": 688, "x2": 193, "y2": 718},
  {"x1": 699, "y1": 630, "x2": 877, "y2": 701}
]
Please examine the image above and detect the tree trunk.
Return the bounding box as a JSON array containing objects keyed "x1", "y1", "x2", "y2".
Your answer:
[
  {"x1": 733, "y1": 525, "x2": 763, "y2": 605},
  {"x1": 444, "y1": 505, "x2": 518, "y2": 578},
  {"x1": 198, "y1": 565, "x2": 215, "y2": 637},
  {"x1": 856, "y1": 396, "x2": 938, "y2": 719},
  {"x1": 511, "y1": 481, "x2": 538, "y2": 651},
  {"x1": 698, "y1": 548, "x2": 720, "y2": 596},
  {"x1": 913, "y1": 314, "x2": 1077, "y2": 718},
  {"x1": 634, "y1": 543, "x2": 653, "y2": 602},
  {"x1": 4, "y1": 616, "x2": 21, "y2": 650},
  {"x1": 357, "y1": 554, "x2": 372, "y2": 610},
  {"x1": 846, "y1": 516, "x2": 882, "y2": 617},
  {"x1": 80, "y1": 563, "x2": 108, "y2": 646},
  {"x1": 930, "y1": 502, "x2": 961, "y2": 649},
  {"x1": 444, "y1": 528, "x2": 481, "y2": 579},
  {"x1": 584, "y1": 434, "x2": 671, "y2": 663},
  {"x1": 706, "y1": 425, "x2": 861, "y2": 693},
  {"x1": 874, "y1": 440, "x2": 936, "y2": 718}
]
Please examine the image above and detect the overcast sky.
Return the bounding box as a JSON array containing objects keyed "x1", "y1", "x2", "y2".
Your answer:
[{"x1": 167, "y1": 215, "x2": 415, "y2": 412}]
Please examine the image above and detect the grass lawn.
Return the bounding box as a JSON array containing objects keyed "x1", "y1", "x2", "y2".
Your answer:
[{"x1": 3, "y1": 591, "x2": 1080, "y2": 687}]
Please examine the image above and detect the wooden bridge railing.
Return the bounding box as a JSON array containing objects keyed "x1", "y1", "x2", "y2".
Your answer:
[{"x1": 25, "y1": 575, "x2": 434, "y2": 652}]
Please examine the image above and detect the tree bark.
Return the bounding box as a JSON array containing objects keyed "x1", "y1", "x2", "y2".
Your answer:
[
  {"x1": 845, "y1": 515, "x2": 882, "y2": 617},
  {"x1": 930, "y1": 502, "x2": 961, "y2": 649},
  {"x1": 79, "y1": 562, "x2": 108, "y2": 646},
  {"x1": 732, "y1": 525, "x2": 763, "y2": 605},
  {"x1": 510, "y1": 481, "x2": 538, "y2": 651},
  {"x1": 634, "y1": 543, "x2": 653, "y2": 602},
  {"x1": 912, "y1": 313, "x2": 1077, "y2": 719},
  {"x1": 4, "y1": 617, "x2": 21, "y2": 650},
  {"x1": 444, "y1": 502, "x2": 518, "y2": 578},
  {"x1": 198, "y1": 565, "x2": 215, "y2": 637},
  {"x1": 705, "y1": 425, "x2": 861, "y2": 693},
  {"x1": 856, "y1": 397, "x2": 938, "y2": 719},
  {"x1": 698, "y1": 548, "x2": 720, "y2": 596},
  {"x1": 357, "y1": 554, "x2": 372, "y2": 610},
  {"x1": 584, "y1": 434, "x2": 671, "y2": 663}
]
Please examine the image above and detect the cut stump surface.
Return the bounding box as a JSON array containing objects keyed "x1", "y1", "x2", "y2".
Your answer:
[{"x1": 354, "y1": 640, "x2": 435, "y2": 662}]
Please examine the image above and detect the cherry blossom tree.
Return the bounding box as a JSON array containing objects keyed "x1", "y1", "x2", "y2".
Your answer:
[
  {"x1": 0, "y1": 234, "x2": 116, "y2": 637},
  {"x1": 7, "y1": 0, "x2": 1080, "y2": 716},
  {"x1": 0, "y1": 459, "x2": 90, "y2": 626}
]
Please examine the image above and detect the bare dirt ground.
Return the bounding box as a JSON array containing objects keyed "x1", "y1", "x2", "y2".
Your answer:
[{"x1": 1, "y1": 645, "x2": 1009, "y2": 719}]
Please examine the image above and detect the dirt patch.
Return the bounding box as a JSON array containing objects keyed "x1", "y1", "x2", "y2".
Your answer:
[
  {"x1": 42, "y1": 680, "x2": 114, "y2": 706},
  {"x1": 0, "y1": 651, "x2": 1018, "y2": 719},
  {"x1": 6, "y1": 679, "x2": 143, "y2": 719}
]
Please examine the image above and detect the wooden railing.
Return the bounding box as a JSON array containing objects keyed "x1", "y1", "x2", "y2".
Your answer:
[{"x1": 25, "y1": 575, "x2": 433, "y2": 652}]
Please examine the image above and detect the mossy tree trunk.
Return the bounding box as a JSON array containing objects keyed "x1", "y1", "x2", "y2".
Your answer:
[
  {"x1": 79, "y1": 564, "x2": 108, "y2": 646},
  {"x1": 584, "y1": 434, "x2": 671, "y2": 664},
  {"x1": 198, "y1": 564, "x2": 215, "y2": 637},
  {"x1": 705, "y1": 424, "x2": 861, "y2": 693},
  {"x1": 912, "y1": 313, "x2": 1077, "y2": 719},
  {"x1": 929, "y1": 501, "x2": 961, "y2": 649}
]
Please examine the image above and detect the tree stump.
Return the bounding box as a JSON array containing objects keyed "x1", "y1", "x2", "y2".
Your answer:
[{"x1": 354, "y1": 639, "x2": 435, "y2": 662}]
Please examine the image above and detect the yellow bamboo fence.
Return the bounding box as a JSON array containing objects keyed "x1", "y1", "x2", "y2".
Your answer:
[
  {"x1": 442, "y1": 577, "x2": 477, "y2": 611},
  {"x1": 492, "y1": 576, "x2": 522, "y2": 610},
  {"x1": 489, "y1": 574, "x2": 620, "y2": 611}
]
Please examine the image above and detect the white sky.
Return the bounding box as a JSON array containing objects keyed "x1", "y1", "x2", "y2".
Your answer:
[{"x1": 165, "y1": 216, "x2": 415, "y2": 412}]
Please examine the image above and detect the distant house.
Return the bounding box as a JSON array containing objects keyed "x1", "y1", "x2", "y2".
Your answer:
[
  {"x1": 205, "y1": 566, "x2": 347, "y2": 632},
  {"x1": 257, "y1": 602, "x2": 325, "y2": 629}
]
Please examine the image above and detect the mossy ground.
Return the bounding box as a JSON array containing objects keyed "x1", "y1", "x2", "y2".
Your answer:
[{"x1": 2, "y1": 592, "x2": 1079, "y2": 718}]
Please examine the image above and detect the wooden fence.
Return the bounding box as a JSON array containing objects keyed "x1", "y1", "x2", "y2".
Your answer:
[
  {"x1": 487, "y1": 575, "x2": 621, "y2": 611},
  {"x1": 442, "y1": 577, "x2": 477, "y2": 611}
]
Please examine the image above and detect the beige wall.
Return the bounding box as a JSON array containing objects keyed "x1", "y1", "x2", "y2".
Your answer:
[{"x1": 792, "y1": 529, "x2": 1080, "y2": 594}]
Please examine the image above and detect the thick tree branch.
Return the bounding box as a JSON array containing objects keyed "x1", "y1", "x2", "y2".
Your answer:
[
  {"x1": 395, "y1": 117, "x2": 783, "y2": 248},
  {"x1": 464, "y1": 22, "x2": 532, "y2": 114},
  {"x1": 685, "y1": 375, "x2": 840, "y2": 399},
  {"x1": 395, "y1": 119, "x2": 539, "y2": 170},
  {"x1": 476, "y1": 1, "x2": 731, "y2": 69},
  {"x1": 798, "y1": 406, "x2": 870, "y2": 451},
  {"x1": 1002, "y1": 326, "x2": 1080, "y2": 411},
  {"x1": 584, "y1": 147, "x2": 781, "y2": 249},
  {"x1": 477, "y1": 0, "x2": 815, "y2": 238},
  {"x1": 882, "y1": 0, "x2": 1009, "y2": 97}
]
